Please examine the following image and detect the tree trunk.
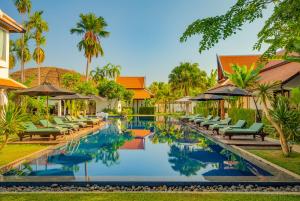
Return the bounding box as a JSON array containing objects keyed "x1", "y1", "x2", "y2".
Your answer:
[
  {"x1": 261, "y1": 99, "x2": 290, "y2": 156},
  {"x1": 21, "y1": 14, "x2": 25, "y2": 83},
  {"x1": 38, "y1": 45, "x2": 41, "y2": 85},
  {"x1": 86, "y1": 58, "x2": 90, "y2": 81},
  {"x1": 0, "y1": 135, "x2": 9, "y2": 151}
]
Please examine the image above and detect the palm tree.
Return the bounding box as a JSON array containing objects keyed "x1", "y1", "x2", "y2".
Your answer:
[
  {"x1": 14, "y1": 0, "x2": 32, "y2": 82},
  {"x1": 109, "y1": 64, "x2": 121, "y2": 81},
  {"x1": 9, "y1": 40, "x2": 16, "y2": 70},
  {"x1": 14, "y1": 32, "x2": 32, "y2": 72},
  {"x1": 169, "y1": 62, "x2": 206, "y2": 96},
  {"x1": 26, "y1": 11, "x2": 49, "y2": 85},
  {"x1": 169, "y1": 62, "x2": 206, "y2": 114},
  {"x1": 256, "y1": 83, "x2": 290, "y2": 156},
  {"x1": 70, "y1": 13, "x2": 110, "y2": 81}
]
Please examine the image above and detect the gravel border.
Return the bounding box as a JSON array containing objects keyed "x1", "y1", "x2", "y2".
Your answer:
[{"x1": 0, "y1": 184, "x2": 300, "y2": 192}]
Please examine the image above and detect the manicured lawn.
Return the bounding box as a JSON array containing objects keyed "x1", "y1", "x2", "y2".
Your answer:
[
  {"x1": 0, "y1": 144, "x2": 47, "y2": 167},
  {"x1": 0, "y1": 193, "x2": 299, "y2": 201},
  {"x1": 249, "y1": 149, "x2": 300, "y2": 175}
]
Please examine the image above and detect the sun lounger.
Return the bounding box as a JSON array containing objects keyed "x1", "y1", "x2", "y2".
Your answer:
[
  {"x1": 200, "y1": 118, "x2": 231, "y2": 129},
  {"x1": 195, "y1": 115, "x2": 217, "y2": 125},
  {"x1": 53, "y1": 117, "x2": 80, "y2": 131},
  {"x1": 78, "y1": 115, "x2": 100, "y2": 125},
  {"x1": 209, "y1": 120, "x2": 246, "y2": 134},
  {"x1": 219, "y1": 123, "x2": 267, "y2": 141},
  {"x1": 65, "y1": 116, "x2": 88, "y2": 127},
  {"x1": 19, "y1": 122, "x2": 66, "y2": 141},
  {"x1": 39, "y1": 119, "x2": 73, "y2": 134}
]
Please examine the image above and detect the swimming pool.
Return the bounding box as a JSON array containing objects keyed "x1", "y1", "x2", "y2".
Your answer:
[{"x1": 1, "y1": 116, "x2": 298, "y2": 184}]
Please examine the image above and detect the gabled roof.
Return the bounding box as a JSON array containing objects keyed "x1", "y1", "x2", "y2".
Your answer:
[
  {"x1": 116, "y1": 76, "x2": 145, "y2": 89},
  {"x1": 218, "y1": 54, "x2": 261, "y2": 74},
  {"x1": 132, "y1": 89, "x2": 152, "y2": 99},
  {"x1": 0, "y1": 10, "x2": 25, "y2": 33}
]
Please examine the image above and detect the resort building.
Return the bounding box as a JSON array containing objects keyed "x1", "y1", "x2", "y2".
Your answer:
[
  {"x1": 116, "y1": 76, "x2": 152, "y2": 113},
  {"x1": 216, "y1": 53, "x2": 300, "y2": 113},
  {"x1": 0, "y1": 10, "x2": 26, "y2": 103},
  {"x1": 0, "y1": 10, "x2": 26, "y2": 91}
]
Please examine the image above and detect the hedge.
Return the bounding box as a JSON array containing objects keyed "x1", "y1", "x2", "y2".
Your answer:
[
  {"x1": 139, "y1": 107, "x2": 155, "y2": 114},
  {"x1": 228, "y1": 108, "x2": 256, "y2": 127}
]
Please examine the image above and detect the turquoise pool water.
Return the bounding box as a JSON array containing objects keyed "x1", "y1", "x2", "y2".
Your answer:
[{"x1": 3, "y1": 116, "x2": 275, "y2": 182}]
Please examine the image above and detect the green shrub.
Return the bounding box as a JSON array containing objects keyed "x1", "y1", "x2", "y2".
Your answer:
[
  {"x1": 139, "y1": 107, "x2": 155, "y2": 115},
  {"x1": 102, "y1": 108, "x2": 118, "y2": 115},
  {"x1": 194, "y1": 102, "x2": 218, "y2": 116},
  {"x1": 121, "y1": 107, "x2": 133, "y2": 116},
  {"x1": 228, "y1": 108, "x2": 256, "y2": 126}
]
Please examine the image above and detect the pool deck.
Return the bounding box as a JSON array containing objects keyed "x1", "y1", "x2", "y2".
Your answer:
[
  {"x1": 186, "y1": 123, "x2": 281, "y2": 148},
  {"x1": 8, "y1": 122, "x2": 107, "y2": 145}
]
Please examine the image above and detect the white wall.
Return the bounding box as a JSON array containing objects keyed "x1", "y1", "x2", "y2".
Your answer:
[{"x1": 0, "y1": 27, "x2": 9, "y2": 78}]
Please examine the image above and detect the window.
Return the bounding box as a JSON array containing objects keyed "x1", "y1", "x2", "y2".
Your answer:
[{"x1": 0, "y1": 29, "x2": 7, "y2": 62}]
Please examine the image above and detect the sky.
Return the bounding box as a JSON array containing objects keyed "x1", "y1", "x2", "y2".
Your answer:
[{"x1": 1, "y1": 0, "x2": 272, "y2": 85}]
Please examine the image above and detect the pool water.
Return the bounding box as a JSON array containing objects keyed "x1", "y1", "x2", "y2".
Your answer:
[{"x1": 4, "y1": 116, "x2": 273, "y2": 182}]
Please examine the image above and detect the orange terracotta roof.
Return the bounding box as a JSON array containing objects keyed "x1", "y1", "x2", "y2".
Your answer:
[
  {"x1": 218, "y1": 55, "x2": 262, "y2": 74},
  {"x1": 129, "y1": 129, "x2": 151, "y2": 138},
  {"x1": 0, "y1": 10, "x2": 25, "y2": 33},
  {"x1": 120, "y1": 138, "x2": 144, "y2": 150},
  {"x1": 0, "y1": 77, "x2": 27, "y2": 89},
  {"x1": 259, "y1": 62, "x2": 300, "y2": 84},
  {"x1": 132, "y1": 89, "x2": 152, "y2": 99},
  {"x1": 116, "y1": 77, "x2": 145, "y2": 89}
]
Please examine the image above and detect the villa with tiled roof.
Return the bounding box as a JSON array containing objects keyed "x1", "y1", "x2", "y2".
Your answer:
[
  {"x1": 116, "y1": 76, "x2": 152, "y2": 113},
  {"x1": 215, "y1": 53, "x2": 300, "y2": 113}
]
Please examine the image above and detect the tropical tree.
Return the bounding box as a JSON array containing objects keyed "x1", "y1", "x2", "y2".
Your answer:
[
  {"x1": 26, "y1": 11, "x2": 49, "y2": 85},
  {"x1": 90, "y1": 63, "x2": 121, "y2": 83},
  {"x1": 70, "y1": 13, "x2": 110, "y2": 81},
  {"x1": 0, "y1": 103, "x2": 27, "y2": 150},
  {"x1": 290, "y1": 87, "x2": 300, "y2": 110},
  {"x1": 225, "y1": 64, "x2": 263, "y2": 89},
  {"x1": 61, "y1": 73, "x2": 82, "y2": 90},
  {"x1": 14, "y1": 32, "x2": 32, "y2": 72},
  {"x1": 168, "y1": 62, "x2": 207, "y2": 96},
  {"x1": 9, "y1": 40, "x2": 16, "y2": 70},
  {"x1": 256, "y1": 82, "x2": 290, "y2": 156},
  {"x1": 180, "y1": 0, "x2": 300, "y2": 60},
  {"x1": 206, "y1": 69, "x2": 217, "y2": 89},
  {"x1": 14, "y1": 0, "x2": 32, "y2": 82}
]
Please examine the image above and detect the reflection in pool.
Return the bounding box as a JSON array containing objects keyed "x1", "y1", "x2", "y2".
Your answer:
[{"x1": 4, "y1": 116, "x2": 272, "y2": 181}]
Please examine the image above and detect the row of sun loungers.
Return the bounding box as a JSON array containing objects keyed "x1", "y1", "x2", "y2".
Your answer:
[
  {"x1": 18, "y1": 115, "x2": 103, "y2": 141},
  {"x1": 180, "y1": 114, "x2": 267, "y2": 141}
]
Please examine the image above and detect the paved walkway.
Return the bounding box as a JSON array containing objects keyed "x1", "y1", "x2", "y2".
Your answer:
[{"x1": 187, "y1": 123, "x2": 281, "y2": 148}]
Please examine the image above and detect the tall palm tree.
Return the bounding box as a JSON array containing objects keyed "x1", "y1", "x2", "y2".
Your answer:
[
  {"x1": 9, "y1": 40, "x2": 16, "y2": 70},
  {"x1": 26, "y1": 11, "x2": 49, "y2": 85},
  {"x1": 109, "y1": 64, "x2": 121, "y2": 81},
  {"x1": 14, "y1": 32, "x2": 32, "y2": 73},
  {"x1": 70, "y1": 13, "x2": 110, "y2": 81},
  {"x1": 14, "y1": 0, "x2": 32, "y2": 82}
]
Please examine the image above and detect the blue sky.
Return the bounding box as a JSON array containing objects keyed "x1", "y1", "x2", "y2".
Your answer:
[{"x1": 2, "y1": 0, "x2": 272, "y2": 85}]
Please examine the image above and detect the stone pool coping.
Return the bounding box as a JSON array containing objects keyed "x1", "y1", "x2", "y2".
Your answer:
[
  {"x1": 0, "y1": 123, "x2": 106, "y2": 174},
  {"x1": 187, "y1": 123, "x2": 300, "y2": 182}
]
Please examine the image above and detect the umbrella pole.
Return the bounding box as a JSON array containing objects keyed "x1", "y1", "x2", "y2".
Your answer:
[
  {"x1": 47, "y1": 95, "x2": 49, "y2": 127},
  {"x1": 252, "y1": 96, "x2": 261, "y2": 122}
]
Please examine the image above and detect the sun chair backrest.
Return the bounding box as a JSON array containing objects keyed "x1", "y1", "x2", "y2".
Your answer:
[
  {"x1": 212, "y1": 116, "x2": 220, "y2": 121},
  {"x1": 66, "y1": 116, "x2": 73, "y2": 121},
  {"x1": 53, "y1": 117, "x2": 64, "y2": 124},
  {"x1": 234, "y1": 120, "x2": 246, "y2": 128},
  {"x1": 206, "y1": 115, "x2": 213, "y2": 120},
  {"x1": 221, "y1": 118, "x2": 231, "y2": 124},
  {"x1": 22, "y1": 122, "x2": 38, "y2": 130},
  {"x1": 40, "y1": 119, "x2": 53, "y2": 127},
  {"x1": 249, "y1": 123, "x2": 264, "y2": 132}
]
